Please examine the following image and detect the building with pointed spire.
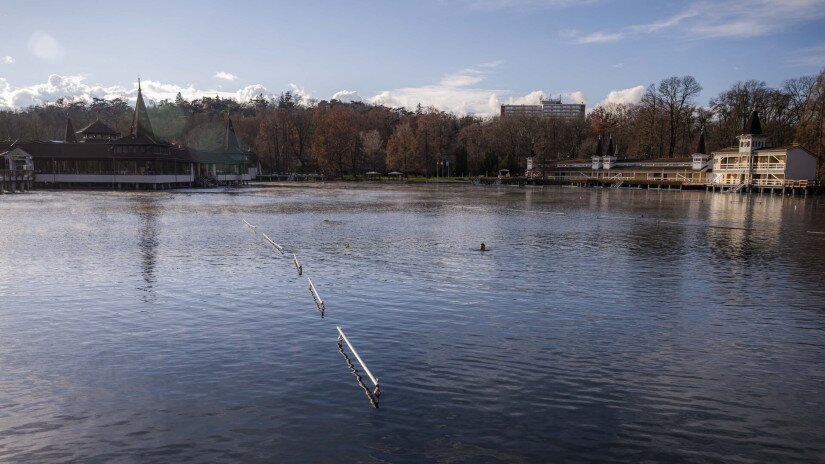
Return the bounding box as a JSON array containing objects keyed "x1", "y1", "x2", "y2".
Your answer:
[
  {"x1": 188, "y1": 117, "x2": 253, "y2": 182},
  {"x1": 525, "y1": 111, "x2": 817, "y2": 191},
  {"x1": 711, "y1": 111, "x2": 817, "y2": 190},
  {"x1": 64, "y1": 119, "x2": 78, "y2": 143},
  {"x1": 602, "y1": 135, "x2": 617, "y2": 169},
  {"x1": 0, "y1": 79, "x2": 256, "y2": 189},
  {"x1": 691, "y1": 128, "x2": 710, "y2": 171},
  {"x1": 591, "y1": 135, "x2": 603, "y2": 170}
]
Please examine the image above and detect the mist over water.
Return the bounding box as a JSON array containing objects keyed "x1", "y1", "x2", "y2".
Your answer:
[{"x1": 1, "y1": 184, "x2": 824, "y2": 463}]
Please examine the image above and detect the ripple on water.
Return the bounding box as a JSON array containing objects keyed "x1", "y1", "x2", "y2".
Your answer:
[{"x1": 0, "y1": 185, "x2": 824, "y2": 463}]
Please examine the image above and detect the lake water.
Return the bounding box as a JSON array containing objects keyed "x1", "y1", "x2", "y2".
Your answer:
[{"x1": 1, "y1": 184, "x2": 824, "y2": 463}]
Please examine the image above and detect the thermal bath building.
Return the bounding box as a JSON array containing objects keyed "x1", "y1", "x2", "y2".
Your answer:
[
  {"x1": 0, "y1": 82, "x2": 256, "y2": 189},
  {"x1": 527, "y1": 111, "x2": 818, "y2": 192}
]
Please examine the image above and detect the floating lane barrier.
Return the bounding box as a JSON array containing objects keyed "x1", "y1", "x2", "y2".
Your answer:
[
  {"x1": 337, "y1": 339, "x2": 379, "y2": 408},
  {"x1": 307, "y1": 277, "x2": 325, "y2": 316},
  {"x1": 337, "y1": 326, "x2": 380, "y2": 400},
  {"x1": 657, "y1": 220, "x2": 755, "y2": 231},
  {"x1": 596, "y1": 215, "x2": 640, "y2": 221},
  {"x1": 262, "y1": 233, "x2": 285, "y2": 254},
  {"x1": 293, "y1": 253, "x2": 303, "y2": 276},
  {"x1": 510, "y1": 208, "x2": 565, "y2": 216},
  {"x1": 808, "y1": 230, "x2": 825, "y2": 235},
  {"x1": 243, "y1": 219, "x2": 257, "y2": 230}
]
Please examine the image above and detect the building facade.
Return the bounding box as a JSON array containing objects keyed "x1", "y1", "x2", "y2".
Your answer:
[
  {"x1": 0, "y1": 81, "x2": 255, "y2": 189},
  {"x1": 501, "y1": 97, "x2": 585, "y2": 122},
  {"x1": 526, "y1": 113, "x2": 818, "y2": 190},
  {"x1": 710, "y1": 111, "x2": 817, "y2": 189}
]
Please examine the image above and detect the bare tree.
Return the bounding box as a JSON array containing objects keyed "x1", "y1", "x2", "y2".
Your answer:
[{"x1": 657, "y1": 76, "x2": 702, "y2": 157}]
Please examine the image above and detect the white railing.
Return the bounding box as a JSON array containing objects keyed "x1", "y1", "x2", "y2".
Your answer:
[
  {"x1": 753, "y1": 163, "x2": 785, "y2": 170},
  {"x1": 307, "y1": 277, "x2": 325, "y2": 315},
  {"x1": 337, "y1": 326, "x2": 380, "y2": 398},
  {"x1": 752, "y1": 178, "x2": 786, "y2": 187},
  {"x1": 262, "y1": 233, "x2": 284, "y2": 254}
]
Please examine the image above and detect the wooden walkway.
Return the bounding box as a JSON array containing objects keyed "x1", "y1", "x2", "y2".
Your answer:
[{"x1": 478, "y1": 176, "x2": 825, "y2": 195}]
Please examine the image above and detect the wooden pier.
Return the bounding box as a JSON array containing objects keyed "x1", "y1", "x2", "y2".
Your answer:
[{"x1": 477, "y1": 176, "x2": 824, "y2": 195}]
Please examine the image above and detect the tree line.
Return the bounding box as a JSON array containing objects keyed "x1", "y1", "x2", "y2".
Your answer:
[{"x1": 1, "y1": 69, "x2": 824, "y2": 178}]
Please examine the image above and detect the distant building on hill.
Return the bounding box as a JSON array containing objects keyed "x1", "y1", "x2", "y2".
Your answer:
[{"x1": 500, "y1": 97, "x2": 585, "y2": 122}]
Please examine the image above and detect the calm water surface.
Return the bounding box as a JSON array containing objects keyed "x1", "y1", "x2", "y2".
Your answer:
[{"x1": 1, "y1": 184, "x2": 824, "y2": 463}]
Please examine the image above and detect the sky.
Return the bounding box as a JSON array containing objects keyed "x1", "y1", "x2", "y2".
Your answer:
[{"x1": 1, "y1": 0, "x2": 824, "y2": 115}]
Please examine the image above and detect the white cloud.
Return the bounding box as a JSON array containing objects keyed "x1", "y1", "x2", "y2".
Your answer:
[
  {"x1": 366, "y1": 62, "x2": 589, "y2": 116},
  {"x1": 786, "y1": 44, "x2": 825, "y2": 67},
  {"x1": 600, "y1": 85, "x2": 646, "y2": 106},
  {"x1": 287, "y1": 83, "x2": 312, "y2": 103},
  {"x1": 1, "y1": 55, "x2": 14, "y2": 65},
  {"x1": 460, "y1": 0, "x2": 597, "y2": 10},
  {"x1": 505, "y1": 90, "x2": 545, "y2": 105},
  {"x1": 235, "y1": 84, "x2": 270, "y2": 102},
  {"x1": 0, "y1": 74, "x2": 274, "y2": 109},
  {"x1": 368, "y1": 63, "x2": 510, "y2": 116},
  {"x1": 562, "y1": 91, "x2": 587, "y2": 104},
  {"x1": 575, "y1": 0, "x2": 825, "y2": 44},
  {"x1": 332, "y1": 90, "x2": 363, "y2": 103},
  {"x1": 576, "y1": 31, "x2": 624, "y2": 44},
  {"x1": 213, "y1": 71, "x2": 238, "y2": 81},
  {"x1": 28, "y1": 31, "x2": 63, "y2": 60}
]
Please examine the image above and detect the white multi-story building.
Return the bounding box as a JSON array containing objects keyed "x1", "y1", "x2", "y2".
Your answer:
[
  {"x1": 711, "y1": 111, "x2": 818, "y2": 189},
  {"x1": 501, "y1": 97, "x2": 585, "y2": 122}
]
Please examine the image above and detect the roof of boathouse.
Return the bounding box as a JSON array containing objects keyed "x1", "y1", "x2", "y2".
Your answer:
[
  {"x1": 78, "y1": 117, "x2": 120, "y2": 136},
  {"x1": 187, "y1": 118, "x2": 251, "y2": 164},
  {"x1": 0, "y1": 140, "x2": 193, "y2": 161}
]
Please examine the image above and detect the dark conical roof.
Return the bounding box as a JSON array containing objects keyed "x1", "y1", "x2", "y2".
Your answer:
[
  {"x1": 693, "y1": 129, "x2": 706, "y2": 155},
  {"x1": 606, "y1": 135, "x2": 614, "y2": 157},
  {"x1": 64, "y1": 118, "x2": 77, "y2": 143},
  {"x1": 225, "y1": 117, "x2": 241, "y2": 153},
  {"x1": 595, "y1": 134, "x2": 603, "y2": 157},
  {"x1": 744, "y1": 111, "x2": 763, "y2": 135},
  {"x1": 131, "y1": 79, "x2": 156, "y2": 139}
]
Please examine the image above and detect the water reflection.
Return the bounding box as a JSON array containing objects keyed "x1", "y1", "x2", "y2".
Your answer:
[
  {"x1": 2, "y1": 186, "x2": 824, "y2": 462},
  {"x1": 337, "y1": 341, "x2": 379, "y2": 408},
  {"x1": 705, "y1": 193, "x2": 781, "y2": 263},
  {"x1": 135, "y1": 196, "x2": 160, "y2": 299}
]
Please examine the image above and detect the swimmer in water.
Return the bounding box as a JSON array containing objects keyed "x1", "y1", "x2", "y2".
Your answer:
[{"x1": 480, "y1": 242, "x2": 486, "y2": 251}]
